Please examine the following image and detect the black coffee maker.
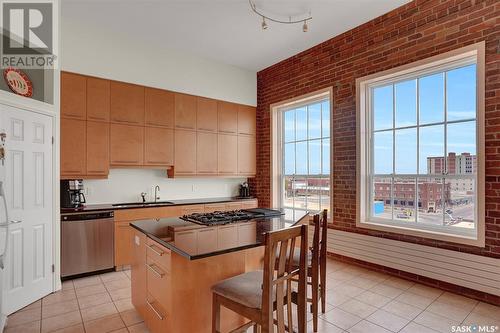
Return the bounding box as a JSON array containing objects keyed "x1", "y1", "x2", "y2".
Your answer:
[
  {"x1": 60, "y1": 180, "x2": 86, "y2": 208},
  {"x1": 239, "y1": 181, "x2": 251, "y2": 198}
]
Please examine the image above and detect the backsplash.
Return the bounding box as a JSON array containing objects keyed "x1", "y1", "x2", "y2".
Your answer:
[{"x1": 82, "y1": 169, "x2": 246, "y2": 204}]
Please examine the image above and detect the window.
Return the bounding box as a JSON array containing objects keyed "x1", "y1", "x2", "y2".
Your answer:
[
  {"x1": 271, "y1": 90, "x2": 332, "y2": 218},
  {"x1": 357, "y1": 43, "x2": 485, "y2": 246}
]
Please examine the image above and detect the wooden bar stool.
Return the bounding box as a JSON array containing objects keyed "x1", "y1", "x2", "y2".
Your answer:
[
  {"x1": 211, "y1": 224, "x2": 308, "y2": 333},
  {"x1": 286, "y1": 210, "x2": 328, "y2": 332}
]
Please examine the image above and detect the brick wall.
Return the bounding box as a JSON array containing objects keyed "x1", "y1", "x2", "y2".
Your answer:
[{"x1": 253, "y1": 0, "x2": 500, "y2": 260}]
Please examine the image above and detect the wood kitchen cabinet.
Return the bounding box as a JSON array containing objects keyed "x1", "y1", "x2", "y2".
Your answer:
[
  {"x1": 110, "y1": 124, "x2": 144, "y2": 166},
  {"x1": 196, "y1": 132, "x2": 217, "y2": 174},
  {"x1": 110, "y1": 82, "x2": 145, "y2": 125},
  {"x1": 174, "y1": 93, "x2": 197, "y2": 130},
  {"x1": 61, "y1": 118, "x2": 86, "y2": 177},
  {"x1": 237, "y1": 105, "x2": 256, "y2": 136},
  {"x1": 61, "y1": 72, "x2": 86, "y2": 120},
  {"x1": 115, "y1": 221, "x2": 134, "y2": 267},
  {"x1": 218, "y1": 101, "x2": 238, "y2": 133},
  {"x1": 86, "y1": 121, "x2": 109, "y2": 176},
  {"x1": 196, "y1": 97, "x2": 218, "y2": 132},
  {"x1": 87, "y1": 77, "x2": 110, "y2": 122},
  {"x1": 217, "y1": 134, "x2": 238, "y2": 175},
  {"x1": 145, "y1": 88, "x2": 175, "y2": 128},
  {"x1": 131, "y1": 229, "x2": 147, "y2": 319},
  {"x1": 145, "y1": 127, "x2": 174, "y2": 166},
  {"x1": 173, "y1": 129, "x2": 197, "y2": 175},
  {"x1": 237, "y1": 135, "x2": 256, "y2": 175}
]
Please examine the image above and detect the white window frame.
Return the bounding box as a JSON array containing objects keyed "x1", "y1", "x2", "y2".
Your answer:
[
  {"x1": 356, "y1": 42, "x2": 485, "y2": 247},
  {"x1": 270, "y1": 88, "x2": 333, "y2": 220}
]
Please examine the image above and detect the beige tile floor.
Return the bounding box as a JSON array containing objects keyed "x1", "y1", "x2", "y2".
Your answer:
[{"x1": 5, "y1": 259, "x2": 500, "y2": 333}]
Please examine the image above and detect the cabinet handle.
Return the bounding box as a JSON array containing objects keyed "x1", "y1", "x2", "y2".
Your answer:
[
  {"x1": 147, "y1": 244, "x2": 164, "y2": 256},
  {"x1": 88, "y1": 116, "x2": 106, "y2": 121},
  {"x1": 112, "y1": 160, "x2": 139, "y2": 163},
  {"x1": 146, "y1": 263, "x2": 164, "y2": 278},
  {"x1": 146, "y1": 300, "x2": 164, "y2": 320}
]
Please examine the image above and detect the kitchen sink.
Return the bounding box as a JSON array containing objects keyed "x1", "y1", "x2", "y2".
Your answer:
[{"x1": 112, "y1": 201, "x2": 175, "y2": 208}]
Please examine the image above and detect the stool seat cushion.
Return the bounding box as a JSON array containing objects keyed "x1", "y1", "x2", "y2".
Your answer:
[{"x1": 212, "y1": 270, "x2": 265, "y2": 309}]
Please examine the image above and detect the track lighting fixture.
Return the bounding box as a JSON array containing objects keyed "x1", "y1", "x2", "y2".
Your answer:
[{"x1": 249, "y1": 0, "x2": 312, "y2": 32}]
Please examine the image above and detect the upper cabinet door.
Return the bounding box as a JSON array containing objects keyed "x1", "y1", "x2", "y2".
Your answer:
[
  {"x1": 218, "y1": 134, "x2": 238, "y2": 175},
  {"x1": 174, "y1": 129, "x2": 197, "y2": 174},
  {"x1": 144, "y1": 127, "x2": 174, "y2": 166},
  {"x1": 61, "y1": 118, "x2": 86, "y2": 176},
  {"x1": 218, "y1": 101, "x2": 238, "y2": 134},
  {"x1": 237, "y1": 136, "x2": 256, "y2": 175},
  {"x1": 110, "y1": 82, "x2": 145, "y2": 125},
  {"x1": 196, "y1": 97, "x2": 218, "y2": 132},
  {"x1": 145, "y1": 88, "x2": 175, "y2": 128},
  {"x1": 61, "y1": 72, "x2": 86, "y2": 120},
  {"x1": 87, "y1": 77, "x2": 110, "y2": 122},
  {"x1": 174, "y1": 93, "x2": 197, "y2": 130},
  {"x1": 237, "y1": 105, "x2": 256, "y2": 136},
  {"x1": 86, "y1": 121, "x2": 110, "y2": 176},
  {"x1": 196, "y1": 132, "x2": 217, "y2": 174},
  {"x1": 110, "y1": 124, "x2": 144, "y2": 166}
]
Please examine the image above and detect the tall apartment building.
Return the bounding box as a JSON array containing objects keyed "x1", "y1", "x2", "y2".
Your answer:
[{"x1": 427, "y1": 152, "x2": 476, "y2": 175}]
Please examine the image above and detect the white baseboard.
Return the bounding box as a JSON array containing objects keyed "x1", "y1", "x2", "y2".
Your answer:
[{"x1": 324, "y1": 229, "x2": 500, "y2": 296}]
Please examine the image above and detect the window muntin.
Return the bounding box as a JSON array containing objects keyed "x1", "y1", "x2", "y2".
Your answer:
[
  {"x1": 368, "y1": 63, "x2": 477, "y2": 236},
  {"x1": 280, "y1": 99, "x2": 330, "y2": 214}
]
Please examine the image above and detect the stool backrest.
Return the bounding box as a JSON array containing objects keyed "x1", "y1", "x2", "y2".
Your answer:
[{"x1": 262, "y1": 224, "x2": 307, "y2": 333}]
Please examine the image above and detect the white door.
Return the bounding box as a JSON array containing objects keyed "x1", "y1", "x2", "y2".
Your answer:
[{"x1": 0, "y1": 104, "x2": 54, "y2": 314}]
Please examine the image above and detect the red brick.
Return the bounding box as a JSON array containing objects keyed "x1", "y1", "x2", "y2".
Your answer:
[{"x1": 254, "y1": 0, "x2": 500, "y2": 301}]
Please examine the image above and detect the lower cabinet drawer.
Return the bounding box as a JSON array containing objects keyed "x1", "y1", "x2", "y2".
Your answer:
[
  {"x1": 146, "y1": 258, "x2": 170, "y2": 311},
  {"x1": 146, "y1": 238, "x2": 171, "y2": 272},
  {"x1": 241, "y1": 199, "x2": 258, "y2": 209},
  {"x1": 146, "y1": 293, "x2": 168, "y2": 333}
]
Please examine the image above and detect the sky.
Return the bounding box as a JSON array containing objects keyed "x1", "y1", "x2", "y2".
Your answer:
[
  {"x1": 372, "y1": 64, "x2": 476, "y2": 175},
  {"x1": 283, "y1": 100, "x2": 330, "y2": 175},
  {"x1": 282, "y1": 64, "x2": 476, "y2": 177}
]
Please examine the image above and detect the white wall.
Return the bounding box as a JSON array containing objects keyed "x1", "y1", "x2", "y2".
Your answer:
[
  {"x1": 60, "y1": 3, "x2": 257, "y2": 106},
  {"x1": 84, "y1": 169, "x2": 245, "y2": 205},
  {"x1": 61, "y1": 3, "x2": 256, "y2": 205}
]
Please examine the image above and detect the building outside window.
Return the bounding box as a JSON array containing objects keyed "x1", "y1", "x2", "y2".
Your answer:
[{"x1": 357, "y1": 43, "x2": 485, "y2": 246}]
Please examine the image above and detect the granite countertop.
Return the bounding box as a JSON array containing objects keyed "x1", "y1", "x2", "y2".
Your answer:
[
  {"x1": 60, "y1": 196, "x2": 257, "y2": 214},
  {"x1": 130, "y1": 208, "x2": 309, "y2": 260}
]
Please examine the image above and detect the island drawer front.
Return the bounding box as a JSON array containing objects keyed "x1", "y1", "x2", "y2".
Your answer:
[
  {"x1": 146, "y1": 258, "x2": 170, "y2": 311},
  {"x1": 146, "y1": 293, "x2": 169, "y2": 333},
  {"x1": 146, "y1": 238, "x2": 171, "y2": 272}
]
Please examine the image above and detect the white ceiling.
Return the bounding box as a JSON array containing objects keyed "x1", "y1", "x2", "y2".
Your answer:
[{"x1": 62, "y1": 0, "x2": 410, "y2": 71}]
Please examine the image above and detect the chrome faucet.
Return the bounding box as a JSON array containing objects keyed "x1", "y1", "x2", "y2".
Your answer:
[{"x1": 154, "y1": 185, "x2": 160, "y2": 202}]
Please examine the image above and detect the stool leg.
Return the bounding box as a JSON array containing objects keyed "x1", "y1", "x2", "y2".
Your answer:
[
  {"x1": 311, "y1": 267, "x2": 319, "y2": 332},
  {"x1": 320, "y1": 262, "x2": 326, "y2": 313},
  {"x1": 212, "y1": 294, "x2": 220, "y2": 333}
]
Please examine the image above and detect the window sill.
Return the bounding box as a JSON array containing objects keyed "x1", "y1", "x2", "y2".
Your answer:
[{"x1": 356, "y1": 219, "x2": 485, "y2": 247}]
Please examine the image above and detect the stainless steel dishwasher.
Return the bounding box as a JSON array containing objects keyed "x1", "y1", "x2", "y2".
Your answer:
[{"x1": 61, "y1": 211, "x2": 114, "y2": 278}]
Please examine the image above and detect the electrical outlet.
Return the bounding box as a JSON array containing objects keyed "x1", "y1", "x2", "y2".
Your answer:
[{"x1": 191, "y1": 184, "x2": 196, "y2": 192}]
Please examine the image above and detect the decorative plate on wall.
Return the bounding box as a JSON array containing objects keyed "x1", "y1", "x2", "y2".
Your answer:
[{"x1": 3, "y1": 67, "x2": 33, "y2": 97}]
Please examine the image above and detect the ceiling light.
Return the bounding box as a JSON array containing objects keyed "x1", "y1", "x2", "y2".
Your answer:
[{"x1": 249, "y1": 0, "x2": 312, "y2": 32}]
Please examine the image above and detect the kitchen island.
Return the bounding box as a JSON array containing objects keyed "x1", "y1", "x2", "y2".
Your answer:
[{"x1": 130, "y1": 209, "x2": 309, "y2": 333}]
